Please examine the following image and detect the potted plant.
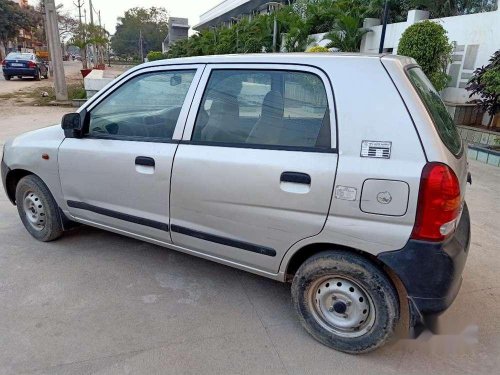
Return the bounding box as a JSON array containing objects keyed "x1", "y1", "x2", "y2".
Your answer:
[{"x1": 69, "y1": 24, "x2": 92, "y2": 78}]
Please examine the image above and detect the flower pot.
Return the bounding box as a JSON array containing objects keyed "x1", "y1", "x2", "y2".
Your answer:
[{"x1": 81, "y1": 69, "x2": 92, "y2": 78}]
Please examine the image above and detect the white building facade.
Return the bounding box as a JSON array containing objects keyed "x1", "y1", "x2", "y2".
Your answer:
[
  {"x1": 360, "y1": 3, "x2": 500, "y2": 105},
  {"x1": 194, "y1": 0, "x2": 293, "y2": 30}
]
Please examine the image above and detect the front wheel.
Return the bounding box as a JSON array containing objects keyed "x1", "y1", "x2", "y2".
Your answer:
[
  {"x1": 15, "y1": 175, "x2": 63, "y2": 242},
  {"x1": 291, "y1": 250, "x2": 399, "y2": 354},
  {"x1": 4, "y1": 75, "x2": 11, "y2": 80}
]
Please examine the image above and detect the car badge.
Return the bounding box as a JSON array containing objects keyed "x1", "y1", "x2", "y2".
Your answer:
[{"x1": 377, "y1": 191, "x2": 392, "y2": 204}]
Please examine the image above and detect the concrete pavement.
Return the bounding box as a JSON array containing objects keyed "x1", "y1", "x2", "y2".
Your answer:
[{"x1": 0, "y1": 116, "x2": 499, "y2": 374}]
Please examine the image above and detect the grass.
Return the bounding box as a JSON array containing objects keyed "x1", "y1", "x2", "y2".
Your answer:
[{"x1": 0, "y1": 82, "x2": 87, "y2": 106}]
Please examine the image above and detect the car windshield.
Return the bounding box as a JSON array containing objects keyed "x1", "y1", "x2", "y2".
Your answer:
[
  {"x1": 6, "y1": 53, "x2": 33, "y2": 60},
  {"x1": 407, "y1": 67, "x2": 462, "y2": 156}
]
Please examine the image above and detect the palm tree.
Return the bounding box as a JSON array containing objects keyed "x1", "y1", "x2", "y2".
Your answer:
[{"x1": 323, "y1": 14, "x2": 371, "y2": 52}]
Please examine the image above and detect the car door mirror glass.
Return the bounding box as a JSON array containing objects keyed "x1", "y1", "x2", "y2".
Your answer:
[{"x1": 61, "y1": 111, "x2": 85, "y2": 138}]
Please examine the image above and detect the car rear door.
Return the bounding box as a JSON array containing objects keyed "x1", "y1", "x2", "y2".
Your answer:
[
  {"x1": 169, "y1": 64, "x2": 338, "y2": 274},
  {"x1": 58, "y1": 65, "x2": 204, "y2": 243}
]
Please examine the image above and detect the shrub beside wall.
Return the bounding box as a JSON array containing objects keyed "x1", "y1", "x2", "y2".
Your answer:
[{"x1": 397, "y1": 20, "x2": 453, "y2": 91}]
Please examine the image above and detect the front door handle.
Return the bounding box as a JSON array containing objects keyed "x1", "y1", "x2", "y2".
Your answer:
[
  {"x1": 135, "y1": 156, "x2": 155, "y2": 167},
  {"x1": 280, "y1": 172, "x2": 311, "y2": 185}
]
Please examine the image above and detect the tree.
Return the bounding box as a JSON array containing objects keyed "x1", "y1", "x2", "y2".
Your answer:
[
  {"x1": 111, "y1": 7, "x2": 169, "y2": 59},
  {"x1": 0, "y1": 0, "x2": 41, "y2": 60},
  {"x1": 322, "y1": 0, "x2": 373, "y2": 52},
  {"x1": 409, "y1": 0, "x2": 497, "y2": 18},
  {"x1": 397, "y1": 20, "x2": 453, "y2": 91},
  {"x1": 69, "y1": 24, "x2": 91, "y2": 69},
  {"x1": 466, "y1": 50, "x2": 500, "y2": 128},
  {"x1": 58, "y1": 12, "x2": 79, "y2": 40}
]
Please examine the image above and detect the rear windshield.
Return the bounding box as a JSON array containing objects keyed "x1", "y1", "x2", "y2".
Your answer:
[
  {"x1": 6, "y1": 53, "x2": 33, "y2": 60},
  {"x1": 407, "y1": 67, "x2": 462, "y2": 156}
]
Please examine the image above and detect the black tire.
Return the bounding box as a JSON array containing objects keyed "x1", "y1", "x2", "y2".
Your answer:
[
  {"x1": 15, "y1": 175, "x2": 63, "y2": 242},
  {"x1": 43, "y1": 70, "x2": 49, "y2": 79},
  {"x1": 34, "y1": 69, "x2": 41, "y2": 81},
  {"x1": 291, "y1": 250, "x2": 399, "y2": 354},
  {"x1": 4, "y1": 75, "x2": 11, "y2": 80}
]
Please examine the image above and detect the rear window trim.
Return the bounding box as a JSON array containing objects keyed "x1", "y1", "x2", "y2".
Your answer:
[{"x1": 404, "y1": 64, "x2": 463, "y2": 158}]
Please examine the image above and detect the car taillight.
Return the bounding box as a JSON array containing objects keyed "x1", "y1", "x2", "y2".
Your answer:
[
  {"x1": 1, "y1": 60, "x2": 6, "y2": 67},
  {"x1": 411, "y1": 162, "x2": 461, "y2": 242},
  {"x1": 28, "y1": 61, "x2": 37, "y2": 68}
]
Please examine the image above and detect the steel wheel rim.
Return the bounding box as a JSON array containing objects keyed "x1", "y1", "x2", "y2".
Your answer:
[
  {"x1": 308, "y1": 275, "x2": 376, "y2": 338},
  {"x1": 22, "y1": 191, "x2": 46, "y2": 231}
]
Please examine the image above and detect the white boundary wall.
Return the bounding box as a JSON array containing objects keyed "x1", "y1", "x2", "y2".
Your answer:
[{"x1": 360, "y1": 3, "x2": 500, "y2": 105}]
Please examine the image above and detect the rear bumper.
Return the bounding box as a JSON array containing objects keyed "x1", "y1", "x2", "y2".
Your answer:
[
  {"x1": 378, "y1": 202, "x2": 471, "y2": 318},
  {"x1": 2, "y1": 68, "x2": 37, "y2": 76}
]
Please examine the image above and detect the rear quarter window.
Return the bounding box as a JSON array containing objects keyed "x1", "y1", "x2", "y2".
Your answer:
[{"x1": 407, "y1": 67, "x2": 462, "y2": 156}]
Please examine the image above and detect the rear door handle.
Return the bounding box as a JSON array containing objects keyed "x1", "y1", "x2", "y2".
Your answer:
[
  {"x1": 280, "y1": 172, "x2": 311, "y2": 185},
  {"x1": 135, "y1": 156, "x2": 155, "y2": 167}
]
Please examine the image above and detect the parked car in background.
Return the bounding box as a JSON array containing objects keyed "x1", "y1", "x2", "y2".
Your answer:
[
  {"x1": 2, "y1": 52, "x2": 49, "y2": 81},
  {"x1": 1, "y1": 53, "x2": 471, "y2": 354}
]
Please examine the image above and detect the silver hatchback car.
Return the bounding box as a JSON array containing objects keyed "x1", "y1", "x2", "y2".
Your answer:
[{"x1": 2, "y1": 54, "x2": 470, "y2": 353}]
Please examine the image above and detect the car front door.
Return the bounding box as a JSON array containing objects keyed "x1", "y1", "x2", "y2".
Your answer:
[
  {"x1": 170, "y1": 65, "x2": 338, "y2": 274},
  {"x1": 58, "y1": 65, "x2": 204, "y2": 243}
]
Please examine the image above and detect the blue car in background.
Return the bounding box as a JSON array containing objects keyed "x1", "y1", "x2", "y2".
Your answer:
[{"x1": 2, "y1": 52, "x2": 49, "y2": 81}]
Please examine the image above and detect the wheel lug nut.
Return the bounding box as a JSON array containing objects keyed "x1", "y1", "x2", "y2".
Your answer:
[{"x1": 345, "y1": 300, "x2": 352, "y2": 306}]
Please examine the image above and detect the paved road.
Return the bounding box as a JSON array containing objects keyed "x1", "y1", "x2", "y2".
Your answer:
[{"x1": 0, "y1": 117, "x2": 499, "y2": 374}]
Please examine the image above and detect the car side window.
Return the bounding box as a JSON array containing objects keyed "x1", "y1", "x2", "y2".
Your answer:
[
  {"x1": 87, "y1": 70, "x2": 196, "y2": 141},
  {"x1": 192, "y1": 69, "x2": 330, "y2": 149}
]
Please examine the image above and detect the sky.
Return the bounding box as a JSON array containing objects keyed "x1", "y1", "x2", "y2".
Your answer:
[{"x1": 28, "y1": 0, "x2": 223, "y2": 35}]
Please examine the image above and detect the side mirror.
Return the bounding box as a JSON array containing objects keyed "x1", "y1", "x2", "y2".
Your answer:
[{"x1": 61, "y1": 110, "x2": 86, "y2": 138}]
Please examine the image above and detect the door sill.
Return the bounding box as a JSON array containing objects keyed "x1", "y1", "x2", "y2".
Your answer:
[{"x1": 71, "y1": 217, "x2": 283, "y2": 281}]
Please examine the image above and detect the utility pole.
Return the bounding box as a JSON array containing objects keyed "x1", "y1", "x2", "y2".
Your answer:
[
  {"x1": 74, "y1": 0, "x2": 84, "y2": 24},
  {"x1": 272, "y1": 16, "x2": 278, "y2": 52},
  {"x1": 88, "y1": 0, "x2": 97, "y2": 67},
  {"x1": 84, "y1": 8, "x2": 90, "y2": 68},
  {"x1": 378, "y1": 0, "x2": 389, "y2": 53},
  {"x1": 139, "y1": 29, "x2": 144, "y2": 62},
  {"x1": 44, "y1": 0, "x2": 68, "y2": 100}
]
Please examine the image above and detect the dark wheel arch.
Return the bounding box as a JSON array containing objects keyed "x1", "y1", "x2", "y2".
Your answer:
[{"x1": 5, "y1": 168, "x2": 32, "y2": 205}]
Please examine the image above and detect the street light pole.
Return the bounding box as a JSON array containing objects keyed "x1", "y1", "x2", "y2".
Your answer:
[
  {"x1": 44, "y1": 0, "x2": 68, "y2": 101},
  {"x1": 378, "y1": 0, "x2": 389, "y2": 54}
]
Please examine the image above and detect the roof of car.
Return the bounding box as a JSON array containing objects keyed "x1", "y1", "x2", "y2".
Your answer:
[{"x1": 143, "y1": 53, "x2": 389, "y2": 66}]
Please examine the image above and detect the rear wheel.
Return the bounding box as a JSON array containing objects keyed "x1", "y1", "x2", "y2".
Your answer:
[
  {"x1": 34, "y1": 69, "x2": 41, "y2": 81},
  {"x1": 291, "y1": 250, "x2": 399, "y2": 354},
  {"x1": 15, "y1": 175, "x2": 63, "y2": 242},
  {"x1": 43, "y1": 69, "x2": 49, "y2": 79},
  {"x1": 3, "y1": 75, "x2": 11, "y2": 80}
]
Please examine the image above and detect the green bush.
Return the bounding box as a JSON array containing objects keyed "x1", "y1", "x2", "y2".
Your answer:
[
  {"x1": 306, "y1": 46, "x2": 330, "y2": 53},
  {"x1": 397, "y1": 20, "x2": 453, "y2": 91},
  {"x1": 146, "y1": 51, "x2": 165, "y2": 61}
]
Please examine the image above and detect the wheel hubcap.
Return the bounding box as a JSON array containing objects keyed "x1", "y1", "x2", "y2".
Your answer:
[
  {"x1": 309, "y1": 276, "x2": 375, "y2": 338},
  {"x1": 22, "y1": 191, "x2": 46, "y2": 231}
]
